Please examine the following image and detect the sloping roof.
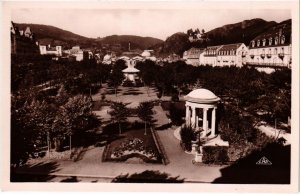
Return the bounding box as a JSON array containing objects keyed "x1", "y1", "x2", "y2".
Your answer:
[
  {"x1": 253, "y1": 23, "x2": 291, "y2": 42},
  {"x1": 206, "y1": 45, "x2": 223, "y2": 51},
  {"x1": 250, "y1": 22, "x2": 291, "y2": 47},
  {"x1": 122, "y1": 66, "x2": 140, "y2": 73},
  {"x1": 121, "y1": 51, "x2": 141, "y2": 58},
  {"x1": 218, "y1": 43, "x2": 243, "y2": 51}
]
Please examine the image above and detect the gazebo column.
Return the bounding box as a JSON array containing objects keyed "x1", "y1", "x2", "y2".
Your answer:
[
  {"x1": 203, "y1": 108, "x2": 208, "y2": 136},
  {"x1": 210, "y1": 107, "x2": 217, "y2": 137},
  {"x1": 185, "y1": 105, "x2": 190, "y2": 126},
  {"x1": 191, "y1": 107, "x2": 196, "y2": 128}
]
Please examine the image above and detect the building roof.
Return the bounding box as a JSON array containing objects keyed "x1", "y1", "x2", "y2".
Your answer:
[
  {"x1": 132, "y1": 56, "x2": 143, "y2": 60},
  {"x1": 206, "y1": 45, "x2": 223, "y2": 51},
  {"x1": 250, "y1": 21, "x2": 291, "y2": 48},
  {"x1": 141, "y1": 50, "x2": 151, "y2": 57},
  {"x1": 218, "y1": 43, "x2": 243, "y2": 51},
  {"x1": 122, "y1": 66, "x2": 140, "y2": 73},
  {"x1": 121, "y1": 51, "x2": 141, "y2": 58},
  {"x1": 119, "y1": 56, "x2": 130, "y2": 60},
  {"x1": 184, "y1": 88, "x2": 220, "y2": 104},
  {"x1": 47, "y1": 47, "x2": 57, "y2": 51}
]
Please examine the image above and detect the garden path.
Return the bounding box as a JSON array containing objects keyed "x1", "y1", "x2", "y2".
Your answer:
[{"x1": 15, "y1": 128, "x2": 224, "y2": 182}]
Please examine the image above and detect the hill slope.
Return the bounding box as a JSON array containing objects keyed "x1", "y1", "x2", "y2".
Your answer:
[
  {"x1": 205, "y1": 18, "x2": 277, "y2": 46},
  {"x1": 98, "y1": 35, "x2": 163, "y2": 50},
  {"x1": 15, "y1": 23, "x2": 163, "y2": 50},
  {"x1": 154, "y1": 18, "x2": 282, "y2": 56},
  {"x1": 16, "y1": 23, "x2": 93, "y2": 47}
]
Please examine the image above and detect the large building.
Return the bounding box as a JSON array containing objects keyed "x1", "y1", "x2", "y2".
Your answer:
[
  {"x1": 247, "y1": 21, "x2": 292, "y2": 68},
  {"x1": 216, "y1": 43, "x2": 248, "y2": 67},
  {"x1": 201, "y1": 45, "x2": 223, "y2": 66},
  {"x1": 183, "y1": 47, "x2": 205, "y2": 66},
  {"x1": 199, "y1": 43, "x2": 248, "y2": 67}
]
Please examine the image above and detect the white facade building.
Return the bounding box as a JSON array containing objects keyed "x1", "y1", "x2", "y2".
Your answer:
[
  {"x1": 39, "y1": 44, "x2": 62, "y2": 56},
  {"x1": 247, "y1": 21, "x2": 291, "y2": 68},
  {"x1": 216, "y1": 43, "x2": 248, "y2": 67},
  {"x1": 201, "y1": 45, "x2": 223, "y2": 66}
]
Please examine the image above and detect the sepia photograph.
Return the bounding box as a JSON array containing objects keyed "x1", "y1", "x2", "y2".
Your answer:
[{"x1": 1, "y1": 1, "x2": 299, "y2": 193}]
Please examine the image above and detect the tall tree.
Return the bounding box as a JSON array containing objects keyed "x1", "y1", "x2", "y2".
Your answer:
[
  {"x1": 56, "y1": 95, "x2": 94, "y2": 152},
  {"x1": 109, "y1": 62, "x2": 124, "y2": 96},
  {"x1": 137, "y1": 101, "x2": 154, "y2": 135},
  {"x1": 109, "y1": 102, "x2": 129, "y2": 134}
]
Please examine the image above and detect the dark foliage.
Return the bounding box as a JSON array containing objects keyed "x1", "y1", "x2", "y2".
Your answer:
[
  {"x1": 112, "y1": 170, "x2": 184, "y2": 183},
  {"x1": 202, "y1": 146, "x2": 229, "y2": 165},
  {"x1": 213, "y1": 143, "x2": 290, "y2": 184},
  {"x1": 169, "y1": 102, "x2": 185, "y2": 126},
  {"x1": 180, "y1": 125, "x2": 197, "y2": 152}
]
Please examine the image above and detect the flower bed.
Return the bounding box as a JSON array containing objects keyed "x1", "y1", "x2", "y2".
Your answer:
[
  {"x1": 102, "y1": 127, "x2": 163, "y2": 164},
  {"x1": 111, "y1": 138, "x2": 159, "y2": 161}
]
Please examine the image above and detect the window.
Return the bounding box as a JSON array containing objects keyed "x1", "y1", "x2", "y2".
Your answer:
[
  {"x1": 281, "y1": 35, "x2": 285, "y2": 44},
  {"x1": 275, "y1": 36, "x2": 279, "y2": 45},
  {"x1": 274, "y1": 48, "x2": 278, "y2": 54},
  {"x1": 262, "y1": 39, "x2": 266, "y2": 46},
  {"x1": 281, "y1": 47, "x2": 284, "y2": 53},
  {"x1": 252, "y1": 41, "x2": 255, "y2": 47},
  {"x1": 257, "y1": 40, "x2": 260, "y2": 47},
  {"x1": 269, "y1": 48, "x2": 272, "y2": 54},
  {"x1": 269, "y1": 37, "x2": 273, "y2": 45}
]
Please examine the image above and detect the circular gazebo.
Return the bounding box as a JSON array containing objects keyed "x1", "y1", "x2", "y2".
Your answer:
[
  {"x1": 184, "y1": 88, "x2": 220, "y2": 138},
  {"x1": 122, "y1": 59, "x2": 140, "y2": 83}
]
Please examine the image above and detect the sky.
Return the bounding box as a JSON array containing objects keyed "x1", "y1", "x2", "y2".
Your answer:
[{"x1": 11, "y1": 9, "x2": 290, "y2": 40}]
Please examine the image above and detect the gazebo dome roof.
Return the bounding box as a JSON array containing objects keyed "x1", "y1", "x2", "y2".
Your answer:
[
  {"x1": 122, "y1": 66, "x2": 140, "y2": 73},
  {"x1": 185, "y1": 88, "x2": 220, "y2": 104}
]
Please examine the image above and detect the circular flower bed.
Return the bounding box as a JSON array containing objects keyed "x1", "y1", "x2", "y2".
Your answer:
[{"x1": 111, "y1": 138, "x2": 159, "y2": 162}]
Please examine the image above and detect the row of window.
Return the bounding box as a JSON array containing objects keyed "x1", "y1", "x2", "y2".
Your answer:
[
  {"x1": 251, "y1": 35, "x2": 286, "y2": 48},
  {"x1": 249, "y1": 47, "x2": 285, "y2": 55}
]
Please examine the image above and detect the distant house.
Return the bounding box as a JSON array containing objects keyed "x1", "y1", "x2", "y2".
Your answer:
[
  {"x1": 183, "y1": 47, "x2": 205, "y2": 66},
  {"x1": 102, "y1": 51, "x2": 117, "y2": 64},
  {"x1": 247, "y1": 22, "x2": 291, "y2": 68},
  {"x1": 68, "y1": 46, "x2": 84, "y2": 61},
  {"x1": 216, "y1": 43, "x2": 248, "y2": 67},
  {"x1": 39, "y1": 43, "x2": 62, "y2": 57}
]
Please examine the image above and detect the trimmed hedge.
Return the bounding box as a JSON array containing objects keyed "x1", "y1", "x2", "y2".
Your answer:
[
  {"x1": 180, "y1": 125, "x2": 197, "y2": 152},
  {"x1": 202, "y1": 146, "x2": 229, "y2": 165}
]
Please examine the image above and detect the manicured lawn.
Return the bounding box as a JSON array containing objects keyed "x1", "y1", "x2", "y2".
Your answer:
[{"x1": 103, "y1": 124, "x2": 163, "y2": 164}]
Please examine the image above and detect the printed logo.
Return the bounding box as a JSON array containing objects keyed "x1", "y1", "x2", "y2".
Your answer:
[{"x1": 256, "y1": 156, "x2": 272, "y2": 165}]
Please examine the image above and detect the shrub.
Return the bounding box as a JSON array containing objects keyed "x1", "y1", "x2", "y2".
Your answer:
[
  {"x1": 169, "y1": 103, "x2": 184, "y2": 126},
  {"x1": 202, "y1": 146, "x2": 229, "y2": 164},
  {"x1": 180, "y1": 125, "x2": 197, "y2": 152}
]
